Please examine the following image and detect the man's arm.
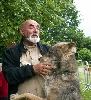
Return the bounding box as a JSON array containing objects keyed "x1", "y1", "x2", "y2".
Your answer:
[{"x1": 2, "y1": 49, "x2": 35, "y2": 84}]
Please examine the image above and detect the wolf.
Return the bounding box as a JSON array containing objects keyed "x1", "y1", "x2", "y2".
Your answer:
[{"x1": 10, "y1": 42, "x2": 82, "y2": 100}]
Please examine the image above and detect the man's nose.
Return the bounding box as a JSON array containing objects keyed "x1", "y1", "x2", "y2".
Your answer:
[{"x1": 33, "y1": 27, "x2": 38, "y2": 33}]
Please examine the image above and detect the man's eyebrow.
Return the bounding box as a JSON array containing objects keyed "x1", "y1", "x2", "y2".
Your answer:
[
  {"x1": 29, "y1": 24, "x2": 40, "y2": 28},
  {"x1": 37, "y1": 24, "x2": 40, "y2": 28},
  {"x1": 29, "y1": 24, "x2": 34, "y2": 27}
]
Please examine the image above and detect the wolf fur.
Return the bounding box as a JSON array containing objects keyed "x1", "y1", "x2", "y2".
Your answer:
[{"x1": 10, "y1": 42, "x2": 82, "y2": 100}]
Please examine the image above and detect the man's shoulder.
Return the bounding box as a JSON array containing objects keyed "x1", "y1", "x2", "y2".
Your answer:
[
  {"x1": 5, "y1": 43, "x2": 22, "y2": 54},
  {"x1": 6, "y1": 44, "x2": 19, "y2": 51},
  {"x1": 37, "y1": 42, "x2": 51, "y2": 55},
  {"x1": 38, "y1": 42, "x2": 51, "y2": 48}
]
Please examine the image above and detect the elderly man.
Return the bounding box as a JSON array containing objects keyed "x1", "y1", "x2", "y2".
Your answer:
[{"x1": 2, "y1": 19, "x2": 51, "y2": 100}]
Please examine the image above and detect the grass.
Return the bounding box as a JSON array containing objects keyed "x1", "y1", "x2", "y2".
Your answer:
[
  {"x1": 80, "y1": 84, "x2": 91, "y2": 100},
  {"x1": 78, "y1": 68, "x2": 91, "y2": 100}
]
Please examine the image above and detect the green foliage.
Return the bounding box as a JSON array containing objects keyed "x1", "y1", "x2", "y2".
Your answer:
[
  {"x1": 0, "y1": 46, "x2": 6, "y2": 62},
  {"x1": 83, "y1": 37, "x2": 91, "y2": 50},
  {"x1": 0, "y1": 0, "x2": 91, "y2": 61},
  {"x1": 78, "y1": 48, "x2": 91, "y2": 61},
  {"x1": 0, "y1": 0, "x2": 81, "y2": 46}
]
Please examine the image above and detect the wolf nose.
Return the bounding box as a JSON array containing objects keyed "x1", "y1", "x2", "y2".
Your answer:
[{"x1": 38, "y1": 58, "x2": 40, "y2": 61}]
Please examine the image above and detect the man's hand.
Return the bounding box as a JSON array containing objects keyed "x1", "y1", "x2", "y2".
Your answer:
[{"x1": 33, "y1": 62, "x2": 52, "y2": 75}]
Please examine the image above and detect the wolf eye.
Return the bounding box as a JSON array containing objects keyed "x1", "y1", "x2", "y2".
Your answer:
[{"x1": 49, "y1": 50, "x2": 51, "y2": 53}]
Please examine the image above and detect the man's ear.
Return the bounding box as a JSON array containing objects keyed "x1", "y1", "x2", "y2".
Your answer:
[{"x1": 20, "y1": 28, "x2": 24, "y2": 36}]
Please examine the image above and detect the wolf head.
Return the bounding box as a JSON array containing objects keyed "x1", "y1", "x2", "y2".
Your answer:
[{"x1": 40, "y1": 42, "x2": 77, "y2": 72}]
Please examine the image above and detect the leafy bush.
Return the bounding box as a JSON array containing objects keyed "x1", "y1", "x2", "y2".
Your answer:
[
  {"x1": 77, "y1": 48, "x2": 91, "y2": 61},
  {"x1": 0, "y1": 46, "x2": 6, "y2": 62}
]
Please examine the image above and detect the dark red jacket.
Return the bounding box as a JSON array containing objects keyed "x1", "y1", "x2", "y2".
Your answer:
[{"x1": 0, "y1": 71, "x2": 8, "y2": 98}]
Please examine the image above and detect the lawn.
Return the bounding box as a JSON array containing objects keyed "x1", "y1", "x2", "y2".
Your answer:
[
  {"x1": 80, "y1": 84, "x2": 91, "y2": 100},
  {"x1": 78, "y1": 67, "x2": 91, "y2": 100}
]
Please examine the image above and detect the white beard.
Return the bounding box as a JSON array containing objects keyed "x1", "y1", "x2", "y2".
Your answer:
[{"x1": 26, "y1": 35, "x2": 40, "y2": 43}]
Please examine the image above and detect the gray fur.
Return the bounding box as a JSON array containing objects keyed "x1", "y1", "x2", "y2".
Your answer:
[{"x1": 40, "y1": 42, "x2": 82, "y2": 100}]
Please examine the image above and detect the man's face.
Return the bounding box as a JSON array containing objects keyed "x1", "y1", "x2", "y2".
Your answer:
[{"x1": 21, "y1": 20, "x2": 40, "y2": 39}]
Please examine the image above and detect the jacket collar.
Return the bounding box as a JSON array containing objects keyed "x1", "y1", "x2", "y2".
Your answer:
[{"x1": 18, "y1": 39, "x2": 45, "y2": 56}]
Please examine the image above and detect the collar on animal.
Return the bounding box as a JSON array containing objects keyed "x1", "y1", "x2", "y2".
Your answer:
[{"x1": 52, "y1": 70, "x2": 75, "y2": 76}]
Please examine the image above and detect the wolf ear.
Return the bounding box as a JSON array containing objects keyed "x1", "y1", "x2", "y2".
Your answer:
[
  {"x1": 69, "y1": 42, "x2": 76, "y2": 48},
  {"x1": 72, "y1": 41, "x2": 77, "y2": 45}
]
